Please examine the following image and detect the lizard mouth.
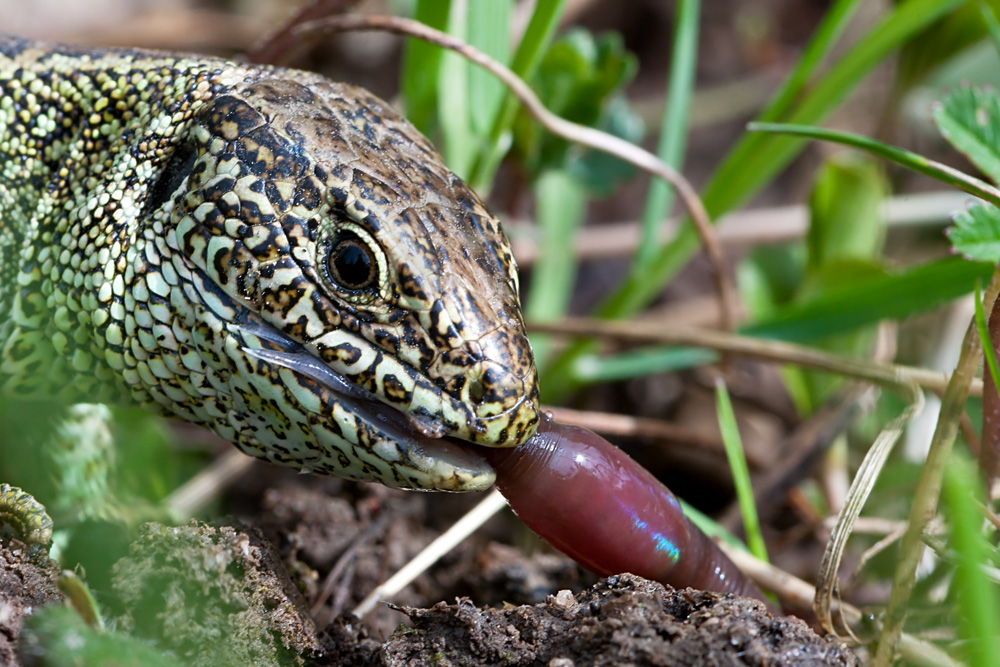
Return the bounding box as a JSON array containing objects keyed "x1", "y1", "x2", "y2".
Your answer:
[{"x1": 231, "y1": 321, "x2": 495, "y2": 489}]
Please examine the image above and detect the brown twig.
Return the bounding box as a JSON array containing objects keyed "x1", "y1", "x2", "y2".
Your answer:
[
  {"x1": 507, "y1": 190, "x2": 969, "y2": 265},
  {"x1": 165, "y1": 449, "x2": 255, "y2": 518},
  {"x1": 980, "y1": 501, "x2": 1000, "y2": 533},
  {"x1": 291, "y1": 13, "x2": 738, "y2": 332},
  {"x1": 245, "y1": 0, "x2": 362, "y2": 65},
  {"x1": 981, "y1": 287, "x2": 1000, "y2": 481},
  {"x1": 721, "y1": 545, "x2": 961, "y2": 667},
  {"x1": 959, "y1": 410, "x2": 981, "y2": 460},
  {"x1": 527, "y1": 317, "x2": 980, "y2": 397},
  {"x1": 329, "y1": 560, "x2": 358, "y2": 621},
  {"x1": 542, "y1": 405, "x2": 741, "y2": 463},
  {"x1": 311, "y1": 517, "x2": 386, "y2": 621}
]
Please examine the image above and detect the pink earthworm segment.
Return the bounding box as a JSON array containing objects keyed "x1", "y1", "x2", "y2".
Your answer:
[{"x1": 485, "y1": 414, "x2": 771, "y2": 607}]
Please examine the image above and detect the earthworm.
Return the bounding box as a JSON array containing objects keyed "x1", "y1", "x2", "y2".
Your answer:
[{"x1": 486, "y1": 414, "x2": 771, "y2": 606}]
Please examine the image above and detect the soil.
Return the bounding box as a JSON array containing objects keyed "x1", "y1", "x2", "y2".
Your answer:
[
  {"x1": 0, "y1": 543, "x2": 62, "y2": 666},
  {"x1": 2, "y1": 473, "x2": 859, "y2": 665},
  {"x1": 379, "y1": 575, "x2": 858, "y2": 667}
]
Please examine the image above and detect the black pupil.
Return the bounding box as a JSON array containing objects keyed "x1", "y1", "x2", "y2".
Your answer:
[{"x1": 330, "y1": 238, "x2": 375, "y2": 290}]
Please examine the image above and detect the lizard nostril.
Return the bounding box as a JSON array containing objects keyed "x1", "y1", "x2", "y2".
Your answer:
[
  {"x1": 466, "y1": 365, "x2": 512, "y2": 408},
  {"x1": 467, "y1": 375, "x2": 487, "y2": 404}
]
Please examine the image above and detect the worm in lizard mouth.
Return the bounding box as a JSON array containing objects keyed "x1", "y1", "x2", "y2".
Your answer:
[{"x1": 232, "y1": 322, "x2": 496, "y2": 490}]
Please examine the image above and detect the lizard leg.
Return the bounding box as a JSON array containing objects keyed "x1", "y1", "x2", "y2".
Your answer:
[
  {"x1": 45, "y1": 404, "x2": 117, "y2": 522},
  {"x1": 0, "y1": 483, "x2": 54, "y2": 560},
  {"x1": 0, "y1": 401, "x2": 117, "y2": 524}
]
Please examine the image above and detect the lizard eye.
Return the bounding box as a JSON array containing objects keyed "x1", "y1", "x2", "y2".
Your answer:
[
  {"x1": 325, "y1": 232, "x2": 378, "y2": 291},
  {"x1": 145, "y1": 143, "x2": 197, "y2": 212}
]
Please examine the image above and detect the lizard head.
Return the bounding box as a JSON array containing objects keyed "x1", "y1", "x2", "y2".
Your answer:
[{"x1": 150, "y1": 75, "x2": 539, "y2": 490}]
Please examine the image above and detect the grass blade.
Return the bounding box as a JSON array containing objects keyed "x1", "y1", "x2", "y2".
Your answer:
[
  {"x1": 525, "y1": 169, "x2": 587, "y2": 366},
  {"x1": 745, "y1": 256, "x2": 992, "y2": 341},
  {"x1": 542, "y1": 0, "x2": 964, "y2": 400},
  {"x1": 874, "y1": 267, "x2": 1000, "y2": 664},
  {"x1": 942, "y1": 453, "x2": 1000, "y2": 667},
  {"x1": 976, "y1": 280, "x2": 1000, "y2": 397},
  {"x1": 715, "y1": 380, "x2": 768, "y2": 563},
  {"x1": 982, "y1": 1, "x2": 1000, "y2": 60},
  {"x1": 469, "y1": 0, "x2": 568, "y2": 191},
  {"x1": 569, "y1": 256, "x2": 992, "y2": 384},
  {"x1": 749, "y1": 121, "x2": 1000, "y2": 207},
  {"x1": 438, "y1": 1, "x2": 474, "y2": 177},
  {"x1": 467, "y1": 0, "x2": 512, "y2": 136},
  {"x1": 401, "y1": 0, "x2": 451, "y2": 135},
  {"x1": 634, "y1": 0, "x2": 699, "y2": 271},
  {"x1": 572, "y1": 347, "x2": 717, "y2": 383}
]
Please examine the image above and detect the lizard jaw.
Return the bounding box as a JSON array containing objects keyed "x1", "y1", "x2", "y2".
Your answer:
[{"x1": 231, "y1": 322, "x2": 495, "y2": 490}]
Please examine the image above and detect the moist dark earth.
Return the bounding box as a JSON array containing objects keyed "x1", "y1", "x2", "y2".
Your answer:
[{"x1": 2, "y1": 470, "x2": 858, "y2": 666}]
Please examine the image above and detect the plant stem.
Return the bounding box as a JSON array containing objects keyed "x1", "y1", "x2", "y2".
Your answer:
[
  {"x1": 528, "y1": 317, "x2": 979, "y2": 397},
  {"x1": 873, "y1": 265, "x2": 1000, "y2": 665}
]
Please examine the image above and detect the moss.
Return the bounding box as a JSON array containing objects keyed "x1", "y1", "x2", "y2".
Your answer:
[{"x1": 112, "y1": 520, "x2": 319, "y2": 666}]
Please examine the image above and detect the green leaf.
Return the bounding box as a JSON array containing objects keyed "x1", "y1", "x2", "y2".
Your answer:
[
  {"x1": 806, "y1": 155, "x2": 887, "y2": 274},
  {"x1": 513, "y1": 29, "x2": 640, "y2": 182},
  {"x1": 567, "y1": 257, "x2": 992, "y2": 385},
  {"x1": 469, "y1": 0, "x2": 568, "y2": 191},
  {"x1": 467, "y1": 1, "x2": 512, "y2": 136},
  {"x1": 635, "y1": 0, "x2": 699, "y2": 271},
  {"x1": 745, "y1": 256, "x2": 993, "y2": 342},
  {"x1": 541, "y1": 0, "x2": 963, "y2": 402},
  {"x1": 566, "y1": 94, "x2": 643, "y2": 195},
  {"x1": 113, "y1": 407, "x2": 202, "y2": 506},
  {"x1": 793, "y1": 260, "x2": 884, "y2": 407},
  {"x1": 23, "y1": 605, "x2": 184, "y2": 667},
  {"x1": 438, "y1": 2, "x2": 474, "y2": 177},
  {"x1": 572, "y1": 347, "x2": 717, "y2": 383},
  {"x1": 897, "y1": 1, "x2": 1000, "y2": 91},
  {"x1": 796, "y1": 259, "x2": 887, "y2": 304},
  {"x1": 799, "y1": 156, "x2": 886, "y2": 405},
  {"x1": 981, "y1": 1, "x2": 1000, "y2": 61},
  {"x1": 934, "y1": 85, "x2": 1000, "y2": 184},
  {"x1": 949, "y1": 201, "x2": 1000, "y2": 261},
  {"x1": 738, "y1": 245, "x2": 807, "y2": 319}
]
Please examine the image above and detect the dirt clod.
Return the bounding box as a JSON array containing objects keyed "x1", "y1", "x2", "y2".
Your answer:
[
  {"x1": 380, "y1": 573, "x2": 859, "y2": 666},
  {"x1": 0, "y1": 541, "x2": 62, "y2": 667}
]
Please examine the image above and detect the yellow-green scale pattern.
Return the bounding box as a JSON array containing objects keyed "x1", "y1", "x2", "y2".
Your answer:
[{"x1": 0, "y1": 35, "x2": 540, "y2": 491}]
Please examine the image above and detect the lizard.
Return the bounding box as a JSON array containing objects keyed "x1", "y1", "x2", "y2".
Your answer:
[
  {"x1": 0, "y1": 34, "x2": 540, "y2": 495},
  {"x1": 0, "y1": 34, "x2": 778, "y2": 620}
]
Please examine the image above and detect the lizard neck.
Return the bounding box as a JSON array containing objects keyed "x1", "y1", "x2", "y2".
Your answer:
[{"x1": 0, "y1": 37, "x2": 251, "y2": 403}]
